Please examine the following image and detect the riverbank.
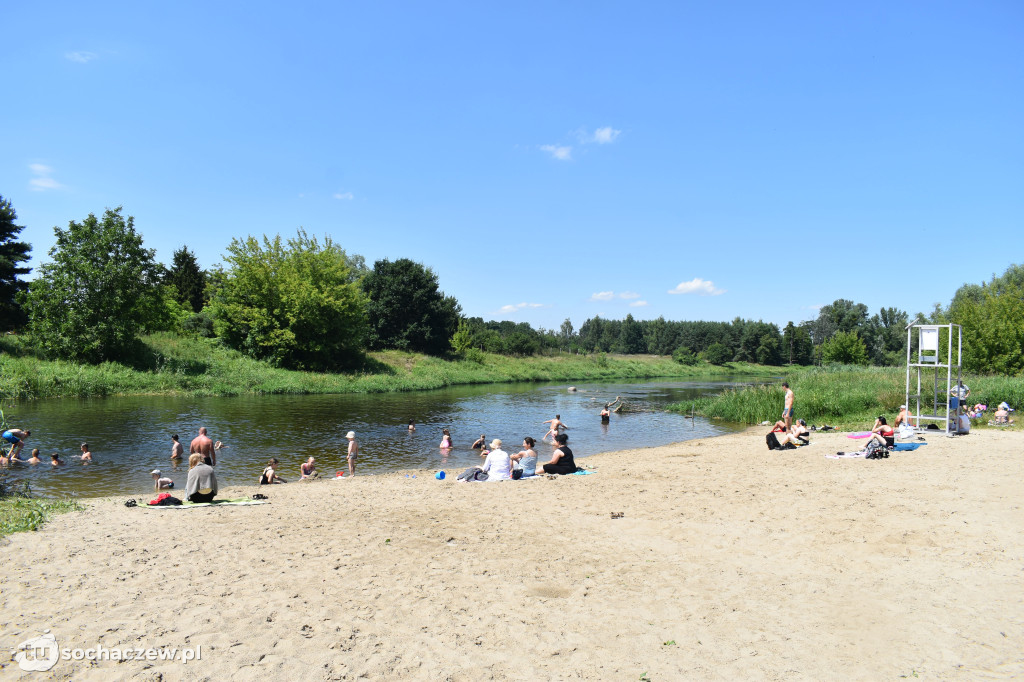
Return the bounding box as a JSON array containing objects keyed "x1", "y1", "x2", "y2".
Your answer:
[
  {"x1": 675, "y1": 364, "x2": 1024, "y2": 428},
  {"x1": 0, "y1": 332, "x2": 774, "y2": 400},
  {"x1": 2, "y1": 428, "x2": 1021, "y2": 679}
]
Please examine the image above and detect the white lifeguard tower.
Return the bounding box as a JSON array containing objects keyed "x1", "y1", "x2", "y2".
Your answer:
[{"x1": 905, "y1": 322, "x2": 963, "y2": 436}]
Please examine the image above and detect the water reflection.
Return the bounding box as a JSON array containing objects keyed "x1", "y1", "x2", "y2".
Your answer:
[{"x1": 2, "y1": 378, "x2": 752, "y2": 498}]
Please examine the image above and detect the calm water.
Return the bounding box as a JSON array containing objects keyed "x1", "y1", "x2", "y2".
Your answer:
[{"x1": 2, "y1": 379, "x2": 750, "y2": 498}]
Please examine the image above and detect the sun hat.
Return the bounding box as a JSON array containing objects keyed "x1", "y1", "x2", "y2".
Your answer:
[
  {"x1": 900, "y1": 404, "x2": 907, "y2": 409},
  {"x1": 489, "y1": 438, "x2": 502, "y2": 449},
  {"x1": 151, "y1": 470, "x2": 161, "y2": 476},
  {"x1": 346, "y1": 431, "x2": 355, "y2": 439}
]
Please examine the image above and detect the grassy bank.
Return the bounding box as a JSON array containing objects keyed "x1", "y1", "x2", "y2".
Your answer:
[
  {"x1": 0, "y1": 491, "x2": 81, "y2": 537},
  {"x1": 670, "y1": 365, "x2": 1024, "y2": 429},
  {"x1": 0, "y1": 332, "x2": 773, "y2": 400}
]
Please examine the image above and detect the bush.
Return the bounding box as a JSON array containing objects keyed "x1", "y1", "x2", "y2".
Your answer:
[
  {"x1": 703, "y1": 343, "x2": 732, "y2": 365},
  {"x1": 672, "y1": 346, "x2": 698, "y2": 365}
]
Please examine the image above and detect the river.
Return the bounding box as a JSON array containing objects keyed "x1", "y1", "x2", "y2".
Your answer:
[{"x1": 1, "y1": 378, "x2": 753, "y2": 498}]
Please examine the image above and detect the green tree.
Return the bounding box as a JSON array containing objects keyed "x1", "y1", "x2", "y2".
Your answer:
[
  {"x1": 361, "y1": 258, "x2": 461, "y2": 356},
  {"x1": 25, "y1": 207, "x2": 162, "y2": 362},
  {"x1": 703, "y1": 342, "x2": 732, "y2": 365},
  {"x1": 211, "y1": 230, "x2": 368, "y2": 370},
  {"x1": 0, "y1": 195, "x2": 32, "y2": 330},
  {"x1": 616, "y1": 314, "x2": 646, "y2": 354},
  {"x1": 672, "y1": 345, "x2": 698, "y2": 365},
  {"x1": 782, "y1": 322, "x2": 813, "y2": 365},
  {"x1": 947, "y1": 264, "x2": 1024, "y2": 375},
  {"x1": 558, "y1": 318, "x2": 575, "y2": 351},
  {"x1": 820, "y1": 330, "x2": 869, "y2": 365},
  {"x1": 166, "y1": 245, "x2": 206, "y2": 313}
]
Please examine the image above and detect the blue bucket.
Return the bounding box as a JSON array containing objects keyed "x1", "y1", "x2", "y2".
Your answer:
[{"x1": 435, "y1": 471, "x2": 446, "y2": 480}]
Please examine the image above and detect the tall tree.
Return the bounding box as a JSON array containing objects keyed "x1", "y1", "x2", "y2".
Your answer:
[
  {"x1": 166, "y1": 245, "x2": 206, "y2": 313},
  {"x1": 361, "y1": 258, "x2": 461, "y2": 356},
  {"x1": 25, "y1": 207, "x2": 162, "y2": 362},
  {"x1": 616, "y1": 314, "x2": 646, "y2": 354},
  {"x1": 211, "y1": 230, "x2": 368, "y2": 370},
  {"x1": 0, "y1": 195, "x2": 32, "y2": 330}
]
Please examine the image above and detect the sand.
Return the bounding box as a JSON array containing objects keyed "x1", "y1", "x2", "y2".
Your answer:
[{"x1": 2, "y1": 427, "x2": 1022, "y2": 681}]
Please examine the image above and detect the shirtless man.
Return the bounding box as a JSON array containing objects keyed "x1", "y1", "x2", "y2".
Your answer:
[
  {"x1": 541, "y1": 414, "x2": 568, "y2": 442},
  {"x1": 190, "y1": 427, "x2": 216, "y2": 466},
  {"x1": 894, "y1": 405, "x2": 910, "y2": 427},
  {"x1": 80, "y1": 443, "x2": 93, "y2": 462},
  {"x1": 781, "y1": 383, "x2": 795, "y2": 431},
  {"x1": 171, "y1": 434, "x2": 184, "y2": 460},
  {"x1": 2, "y1": 428, "x2": 30, "y2": 458},
  {"x1": 27, "y1": 449, "x2": 42, "y2": 464}
]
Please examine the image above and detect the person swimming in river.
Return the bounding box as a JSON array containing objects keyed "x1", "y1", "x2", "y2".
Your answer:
[
  {"x1": 440, "y1": 428, "x2": 453, "y2": 449},
  {"x1": 541, "y1": 415, "x2": 568, "y2": 442},
  {"x1": 471, "y1": 434, "x2": 486, "y2": 449},
  {"x1": 80, "y1": 443, "x2": 93, "y2": 462},
  {"x1": 600, "y1": 397, "x2": 623, "y2": 423}
]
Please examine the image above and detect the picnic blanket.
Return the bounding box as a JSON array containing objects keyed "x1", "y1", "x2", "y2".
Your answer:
[
  {"x1": 892, "y1": 442, "x2": 927, "y2": 452},
  {"x1": 144, "y1": 497, "x2": 269, "y2": 508}
]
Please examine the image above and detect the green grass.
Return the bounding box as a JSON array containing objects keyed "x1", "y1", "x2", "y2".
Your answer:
[
  {"x1": 0, "y1": 496, "x2": 82, "y2": 537},
  {"x1": 670, "y1": 364, "x2": 1024, "y2": 429},
  {"x1": 0, "y1": 332, "x2": 773, "y2": 400}
]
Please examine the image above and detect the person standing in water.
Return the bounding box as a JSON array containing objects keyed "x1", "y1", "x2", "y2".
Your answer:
[
  {"x1": 171, "y1": 434, "x2": 184, "y2": 461},
  {"x1": 346, "y1": 431, "x2": 359, "y2": 477},
  {"x1": 2, "y1": 428, "x2": 29, "y2": 459},
  {"x1": 541, "y1": 415, "x2": 568, "y2": 442},
  {"x1": 190, "y1": 427, "x2": 216, "y2": 466},
  {"x1": 600, "y1": 397, "x2": 622, "y2": 423}
]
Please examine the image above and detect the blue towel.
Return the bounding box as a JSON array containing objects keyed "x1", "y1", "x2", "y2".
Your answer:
[
  {"x1": 892, "y1": 442, "x2": 927, "y2": 452},
  {"x1": 572, "y1": 469, "x2": 595, "y2": 475}
]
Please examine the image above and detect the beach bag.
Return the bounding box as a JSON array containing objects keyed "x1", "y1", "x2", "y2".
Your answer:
[
  {"x1": 864, "y1": 441, "x2": 889, "y2": 459},
  {"x1": 766, "y1": 432, "x2": 781, "y2": 450}
]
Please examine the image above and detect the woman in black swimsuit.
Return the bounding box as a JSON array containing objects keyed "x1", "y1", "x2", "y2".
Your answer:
[{"x1": 540, "y1": 433, "x2": 579, "y2": 475}]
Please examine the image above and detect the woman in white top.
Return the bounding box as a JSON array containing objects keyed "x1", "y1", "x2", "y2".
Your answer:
[
  {"x1": 510, "y1": 436, "x2": 537, "y2": 478},
  {"x1": 480, "y1": 438, "x2": 511, "y2": 481}
]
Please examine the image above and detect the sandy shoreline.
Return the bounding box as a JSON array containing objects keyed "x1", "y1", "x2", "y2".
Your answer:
[{"x1": 3, "y1": 427, "x2": 1022, "y2": 680}]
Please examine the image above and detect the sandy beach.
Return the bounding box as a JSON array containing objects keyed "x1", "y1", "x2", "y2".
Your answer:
[{"x1": 2, "y1": 427, "x2": 1022, "y2": 680}]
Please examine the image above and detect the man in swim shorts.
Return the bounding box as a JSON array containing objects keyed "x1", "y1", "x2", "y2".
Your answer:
[
  {"x1": 541, "y1": 415, "x2": 568, "y2": 442},
  {"x1": 781, "y1": 383, "x2": 794, "y2": 431},
  {"x1": 2, "y1": 428, "x2": 29, "y2": 458},
  {"x1": 190, "y1": 427, "x2": 216, "y2": 466}
]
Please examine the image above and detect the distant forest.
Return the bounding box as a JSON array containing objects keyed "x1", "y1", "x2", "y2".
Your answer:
[{"x1": 1, "y1": 196, "x2": 1020, "y2": 376}]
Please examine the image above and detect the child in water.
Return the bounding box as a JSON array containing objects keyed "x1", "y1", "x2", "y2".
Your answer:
[{"x1": 440, "y1": 428, "x2": 452, "y2": 449}]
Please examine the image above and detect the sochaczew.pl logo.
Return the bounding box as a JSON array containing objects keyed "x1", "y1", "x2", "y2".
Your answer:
[
  {"x1": 13, "y1": 630, "x2": 59, "y2": 672},
  {"x1": 12, "y1": 631, "x2": 202, "y2": 670}
]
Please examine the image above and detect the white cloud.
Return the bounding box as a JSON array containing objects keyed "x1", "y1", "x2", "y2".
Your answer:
[
  {"x1": 593, "y1": 126, "x2": 620, "y2": 144},
  {"x1": 499, "y1": 302, "x2": 545, "y2": 314},
  {"x1": 619, "y1": 291, "x2": 641, "y2": 300},
  {"x1": 540, "y1": 144, "x2": 572, "y2": 161},
  {"x1": 66, "y1": 51, "x2": 97, "y2": 63},
  {"x1": 805, "y1": 304, "x2": 823, "y2": 311},
  {"x1": 590, "y1": 291, "x2": 614, "y2": 301},
  {"x1": 629, "y1": 300, "x2": 649, "y2": 307},
  {"x1": 333, "y1": 192, "x2": 354, "y2": 200},
  {"x1": 29, "y1": 163, "x2": 62, "y2": 191},
  {"x1": 667, "y1": 278, "x2": 725, "y2": 296}
]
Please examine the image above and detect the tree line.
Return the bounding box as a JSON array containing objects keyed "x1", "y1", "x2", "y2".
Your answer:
[{"x1": 0, "y1": 196, "x2": 1020, "y2": 375}]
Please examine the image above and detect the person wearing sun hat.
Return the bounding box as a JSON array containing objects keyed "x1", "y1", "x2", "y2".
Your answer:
[
  {"x1": 480, "y1": 438, "x2": 511, "y2": 481},
  {"x1": 345, "y1": 431, "x2": 359, "y2": 477},
  {"x1": 895, "y1": 404, "x2": 911, "y2": 427},
  {"x1": 151, "y1": 469, "x2": 174, "y2": 490}
]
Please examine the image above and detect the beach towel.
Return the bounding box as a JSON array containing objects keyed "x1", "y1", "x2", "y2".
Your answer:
[
  {"x1": 572, "y1": 469, "x2": 595, "y2": 475},
  {"x1": 892, "y1": 442, "x2": 927, "y2": 452},
  {"x1": 826, "y1": 451, "x2": 866, "y2": 459},
  {"x1": 847, "y1": 432, "x2": 873, "y2": 439},
  {"x1": 144, "y1": 497, "x2": 269, "y2": 508}
]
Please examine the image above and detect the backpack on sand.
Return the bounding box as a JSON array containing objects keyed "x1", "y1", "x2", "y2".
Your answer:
[{"x1": 766, "y1": 432, "x2": 781, "y2": 450}]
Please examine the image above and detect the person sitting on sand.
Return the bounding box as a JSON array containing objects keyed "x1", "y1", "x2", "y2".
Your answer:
[
  {"x1": 767, "y1": 422, "x2": 800, "y2": 449},
  {"x1": 480, "y1": 439, "x2": 511, "y2": 482},
  {"x1": 510, "y1": 436, "x2": 538, "y2": 478},
  {"x1": 993, "y1": 406, "x2": 1013, "y2": 424},
  {"x1": 27, "y1": 448, "x2": 42, "y2": 464},
  {"x1": 152, "y1": 469, "x2": 174, "y2": 490},
  {"x1": 259, "y1": 458, "x2": 285, "y2": 484},
  {"x1": 186, "y1": 455, "x2": 218, "y2": 503},
  {"x1": 50, "y1": 452, "x2": 65, "y2": 467},
  {"x1": 188, "y1": 452, "x2": 203, "y2": 469},
  {"x1": 895, "y1": 405, "x2": 911, "y2": 427},
  {"x1": 471, "y1": 434, "x2": 487, "y2": 450},
  {"x1": 440, "y1": 428, "x2": 452, "y2": 449},
  {"x1": 2, "y1": 428, "x2": 29, "y2": 459},
  {"x1": 300, "y1": 456, "x2": 318, "y2": 480},
  {"x1": 80, "y1": 443, "x2": 93, "y2": 462},
  {"x1": 791, "y1": 419, "x2": 811, "y2": 444},
  {"x1": 866, "y1": 416, "x2": 896, "y2": 448},
  {"x1": 539, "y1": 433, "x2": 579, "y2": 475}
]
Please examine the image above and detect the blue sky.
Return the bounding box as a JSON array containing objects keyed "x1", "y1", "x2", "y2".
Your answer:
[{"x1": 2, "y1": 1, "x2": 1021, "y2": 332}]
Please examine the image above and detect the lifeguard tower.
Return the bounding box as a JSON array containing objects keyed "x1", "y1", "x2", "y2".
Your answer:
[{"x1": 905, "y1": 322, "x2": 963, "y2": 436}]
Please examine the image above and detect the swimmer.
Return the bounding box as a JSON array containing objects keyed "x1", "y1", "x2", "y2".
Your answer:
[
  {"x1": 80, "y1": 443, "x2": 93, "y2": 462},
  {"x1": 408, "y1": 420, "x2": 416, "y2": 432},
  {"x1": 151, "y1": 469, "x2": 174, "y2": 490},
  {"x1": 600, "y1": 397, "x2": 622, "y2": 423},
  {"x1": 190, "y1": 427, "x2": 215, "y2": 466},
  {"x1": 541, "y1": 415, "x2": 568, "y2": 442},
  {"x1": 471, "y1": 434, "x2": 487, "y2": 450},
  {"x1": 27, "y1": 449, "x2": 42, "y2": 464},
  {"x1": 440, "y1": 428, "x2": 452, "y2": 449},
  {"x1": 171, "y1": 434, "x2": 184, "y2": 460},
  {"x1": 260, "y1": 458, "x2": 286, "y2": 484},
  {"x1": 50, "y1": 452, "x2": 65, "y2": 467},
  {"x1": 2, "y1": 428, "x2": 30, "y2": 458}
]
